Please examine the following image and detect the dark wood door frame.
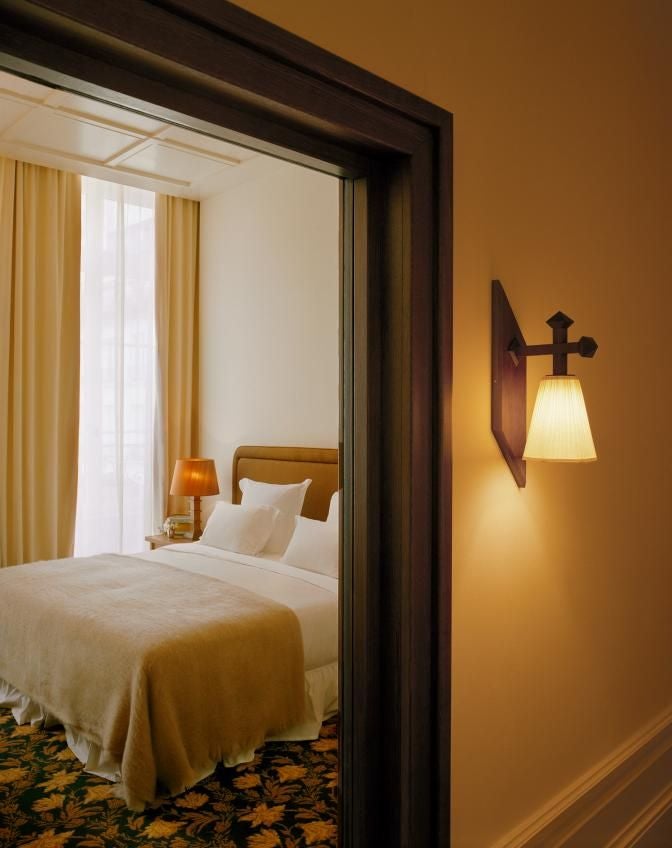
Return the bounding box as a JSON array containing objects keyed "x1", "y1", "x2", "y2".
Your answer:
[{"x1": 0, "y1": 2, "x2": 453, "y2": 845}]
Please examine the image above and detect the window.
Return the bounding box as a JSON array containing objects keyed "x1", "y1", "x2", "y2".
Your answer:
[{"x1": 74, "y1": 177, "x2": 159, "y2": 555}]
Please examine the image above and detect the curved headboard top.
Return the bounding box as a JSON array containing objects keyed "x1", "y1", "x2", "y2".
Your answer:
[{"x1": 232, "y1": 445, "x2": 339, "y2": 521}]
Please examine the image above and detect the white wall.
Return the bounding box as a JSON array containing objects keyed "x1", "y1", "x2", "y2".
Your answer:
[{"x1": 199, "y1": 158, "x2": 340, "y2": 507}]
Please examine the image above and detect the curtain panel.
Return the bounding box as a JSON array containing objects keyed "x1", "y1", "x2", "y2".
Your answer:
[
  {"x1": 155, "y1": 195, "x2": 200, "y2": 519},
  {"x1": 74, "y1": 178, "x2": 158, "y2": 556},
  {"x1": 0, "y1": 158, "x2": 81, "y2": 567}
]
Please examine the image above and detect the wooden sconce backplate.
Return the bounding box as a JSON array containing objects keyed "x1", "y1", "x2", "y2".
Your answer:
[{"x1": 492, "y1": 280, "x2": 526, "y2": 487}]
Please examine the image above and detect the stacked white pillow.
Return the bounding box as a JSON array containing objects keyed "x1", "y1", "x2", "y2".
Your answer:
[
  {"x1": 327, "y1": 490, "x2": 339, "y2": 525},
  {"x1": 282, "y1": 514, "x2": 339, "y2": 578},
  {"x1": 239, "y1": 477, "x2": 311, "y2": 555},
  {"x1": 202, "y1": 481, "x2": 340, "y2": 577},
  {"x1": 200, "y1": 502, "x2": 278, "y2": 556}
]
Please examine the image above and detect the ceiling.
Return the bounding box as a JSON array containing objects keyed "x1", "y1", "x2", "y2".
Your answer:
[{"x1": 0, "y1": 70, "x2": 274, "y2": 199}]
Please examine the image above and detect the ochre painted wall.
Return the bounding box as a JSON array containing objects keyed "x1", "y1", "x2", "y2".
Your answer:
[{"x1": 230, "y1": 1, "x2": 672, "y2": 844}]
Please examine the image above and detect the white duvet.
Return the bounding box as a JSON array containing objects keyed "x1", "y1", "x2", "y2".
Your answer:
[{"x1": 0, "y1": 541, "x2": 339, "y2": 782}]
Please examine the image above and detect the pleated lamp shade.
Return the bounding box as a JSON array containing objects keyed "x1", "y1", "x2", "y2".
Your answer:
[
  {"x1": 170, "y1": 458, "x2": 220, "y2": 496},
  {"x1": 523, "y1": 375, "x2": 597, "y2": 462}
]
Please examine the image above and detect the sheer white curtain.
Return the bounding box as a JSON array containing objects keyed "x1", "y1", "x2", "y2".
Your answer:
[{"x1": 75, "y1": 177, "x2": 160, "y2": 556}]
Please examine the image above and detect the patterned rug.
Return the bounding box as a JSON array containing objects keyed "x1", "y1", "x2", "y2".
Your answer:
[{"x1": 0, "y1": 708, "x2": 338, "y2": 847}]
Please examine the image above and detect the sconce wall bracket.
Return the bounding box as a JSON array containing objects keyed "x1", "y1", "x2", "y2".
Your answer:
[
  {"x1": 492, "y1": 280, "x2": 527, "y2": 487},
  {"x1": 507, "y1": 332, "x2": 598, "y2": 371}
]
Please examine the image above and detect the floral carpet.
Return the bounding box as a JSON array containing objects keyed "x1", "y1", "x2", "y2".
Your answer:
[{"x1": 0, "y1": 708, "x2": 338, "y2": 848}]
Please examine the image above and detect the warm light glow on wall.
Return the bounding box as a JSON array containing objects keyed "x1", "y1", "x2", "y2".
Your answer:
[{"x1": 523, "y1": 375, "x2": 596, "y2": 462}]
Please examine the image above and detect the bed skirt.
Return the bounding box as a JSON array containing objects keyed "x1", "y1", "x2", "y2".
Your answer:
[{"x1": 0, "y1": 660, "x2": 337, "y2": 786}]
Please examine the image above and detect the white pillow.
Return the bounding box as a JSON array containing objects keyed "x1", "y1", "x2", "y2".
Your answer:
[
  {"x1": 282, "y1": 515, "x2": 339, "y2": 578},
  {"x1": 327, "y1": 490, "x2": 340, "y2": 525},
  {"x1": 239, "y1": 478, "x2": 311, "y2": 555},
  {"x1": 200, "y1": 501, "x2": 278, "y2": 556}
]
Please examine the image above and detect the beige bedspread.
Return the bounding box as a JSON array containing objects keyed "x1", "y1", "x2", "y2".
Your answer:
[{"x1": 0, "y1": 554, "x2": 305, "y2": 809}]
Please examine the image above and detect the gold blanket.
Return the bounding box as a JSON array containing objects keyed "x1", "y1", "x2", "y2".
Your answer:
[{"x1": 0, "y1": 554, "x2": 305, "y2": 809}]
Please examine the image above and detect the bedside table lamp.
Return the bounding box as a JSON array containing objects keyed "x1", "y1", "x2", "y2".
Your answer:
[{"x1": 169, "y1": 458, "x2": 220, "y2": 540}]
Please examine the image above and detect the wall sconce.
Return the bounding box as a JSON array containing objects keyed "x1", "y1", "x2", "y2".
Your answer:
[{"x1": 491, "y1": 280, "x2": 598, "y2": 487}]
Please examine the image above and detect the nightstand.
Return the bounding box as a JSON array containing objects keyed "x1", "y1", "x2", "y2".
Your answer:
[{"x1": 145, "y1": 533, "x2": 194, "y2": 550}]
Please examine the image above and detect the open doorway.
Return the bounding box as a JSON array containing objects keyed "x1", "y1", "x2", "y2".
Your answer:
[
  {"x1": 0, "y1": 65, "x2": 341, "y2": 844},
  {"x1": 0, "y1": 3, "x2": 452, "y2": 846}
]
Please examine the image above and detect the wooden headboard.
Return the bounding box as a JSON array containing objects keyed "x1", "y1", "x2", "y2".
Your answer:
[{"x1": 232, "y1": 446, "x2": 339, "y2": 521}]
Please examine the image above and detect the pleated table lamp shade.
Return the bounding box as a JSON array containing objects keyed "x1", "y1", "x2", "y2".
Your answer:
[
  {"x1": 170, "y1": 458, "x2": 220, "y2": 497},
  {"x1": 523, "y1": 375, "x2": 597, "y2": 462}
]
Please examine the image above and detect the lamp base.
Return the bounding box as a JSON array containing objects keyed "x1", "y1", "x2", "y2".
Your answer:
[{"x1": 191, "y1": 496, "x2": 203, "y2": 541}]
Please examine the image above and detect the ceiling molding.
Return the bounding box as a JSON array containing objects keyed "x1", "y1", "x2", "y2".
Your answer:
[{"x1": 0, "y1": 69, "x2": 258, "y2": 199}]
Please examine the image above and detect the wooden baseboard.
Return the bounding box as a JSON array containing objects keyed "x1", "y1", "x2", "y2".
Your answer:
[
  {"x1": 492, "y1": 708, "x2": 672, "y2": 848},
  {"x1": 628, "y1": 793, "x2": 672, "y2": 847}
]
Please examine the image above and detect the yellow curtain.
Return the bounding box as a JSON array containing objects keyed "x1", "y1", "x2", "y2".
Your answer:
[
  {"x1": 0, "y1": 158, "x2": 81, "y2": 567},
  {"x1": 155, "y1": 194, "x2": 200, "y2": 518}
]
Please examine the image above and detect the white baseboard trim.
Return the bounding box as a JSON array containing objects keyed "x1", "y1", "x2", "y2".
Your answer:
[{"x1": 492, "y1": 707, "x2": 672, "y2": 848}]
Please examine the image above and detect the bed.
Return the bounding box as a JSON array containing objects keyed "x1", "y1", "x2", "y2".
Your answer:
[{"x1": 0, "y1": 445, "x2": 339, "y2": 810}]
